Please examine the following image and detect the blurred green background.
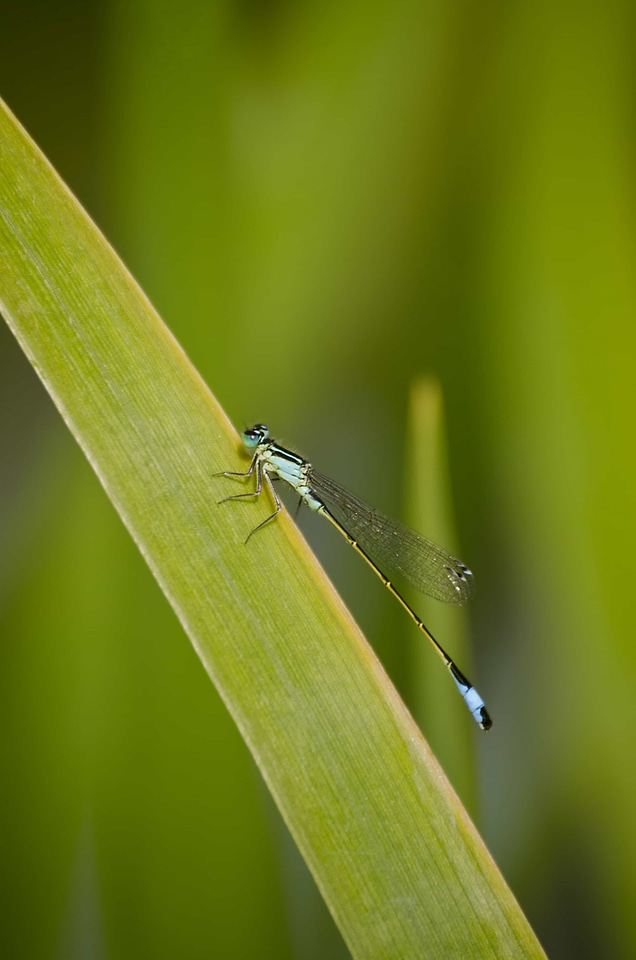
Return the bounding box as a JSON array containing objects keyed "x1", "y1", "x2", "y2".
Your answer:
[{"x1": 1, "y1": 1, "x2": 635, "y2": 958}]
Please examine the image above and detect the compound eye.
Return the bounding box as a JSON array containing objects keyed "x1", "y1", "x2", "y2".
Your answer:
[{"x1": 242, "y1": 424, "x2": 269, "y2": 448}]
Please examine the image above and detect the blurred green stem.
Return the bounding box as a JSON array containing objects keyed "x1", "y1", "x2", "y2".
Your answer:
[{"x1": 405, "y1": 377, "x2": 478, "y2": 811}]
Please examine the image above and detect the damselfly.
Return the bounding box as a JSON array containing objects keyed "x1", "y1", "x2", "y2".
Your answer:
[{"x1": 215, "y1": 424, "x2": 491, "y2": 730}]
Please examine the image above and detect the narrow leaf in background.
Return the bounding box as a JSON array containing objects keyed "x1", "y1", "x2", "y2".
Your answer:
[{"x1": 405, "y1": 377, "x2": 478, "y2": 812}]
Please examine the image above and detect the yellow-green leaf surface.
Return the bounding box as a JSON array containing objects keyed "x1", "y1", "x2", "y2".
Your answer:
[{"x1": 0, "y1": 100, "x2": 545, "y2": 959}]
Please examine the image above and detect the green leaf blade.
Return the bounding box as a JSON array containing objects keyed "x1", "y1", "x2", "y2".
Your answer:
[{"x1": 0, "y1": 98, "x2": 545, "y2": 959}]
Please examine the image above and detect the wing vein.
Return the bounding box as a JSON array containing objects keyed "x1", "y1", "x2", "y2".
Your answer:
[{"x1": 308, "y1": 470, "x2": 474, "y2": 604}]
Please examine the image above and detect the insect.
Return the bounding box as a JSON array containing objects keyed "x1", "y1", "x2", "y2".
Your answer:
[{"x1": 216, "y1": 424, "x2": 491, "y2": 730}]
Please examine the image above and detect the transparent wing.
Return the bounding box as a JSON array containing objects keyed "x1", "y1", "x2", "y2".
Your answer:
[{"x1": 308, "y1": 469, "x2": 474, "y2": 604}]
